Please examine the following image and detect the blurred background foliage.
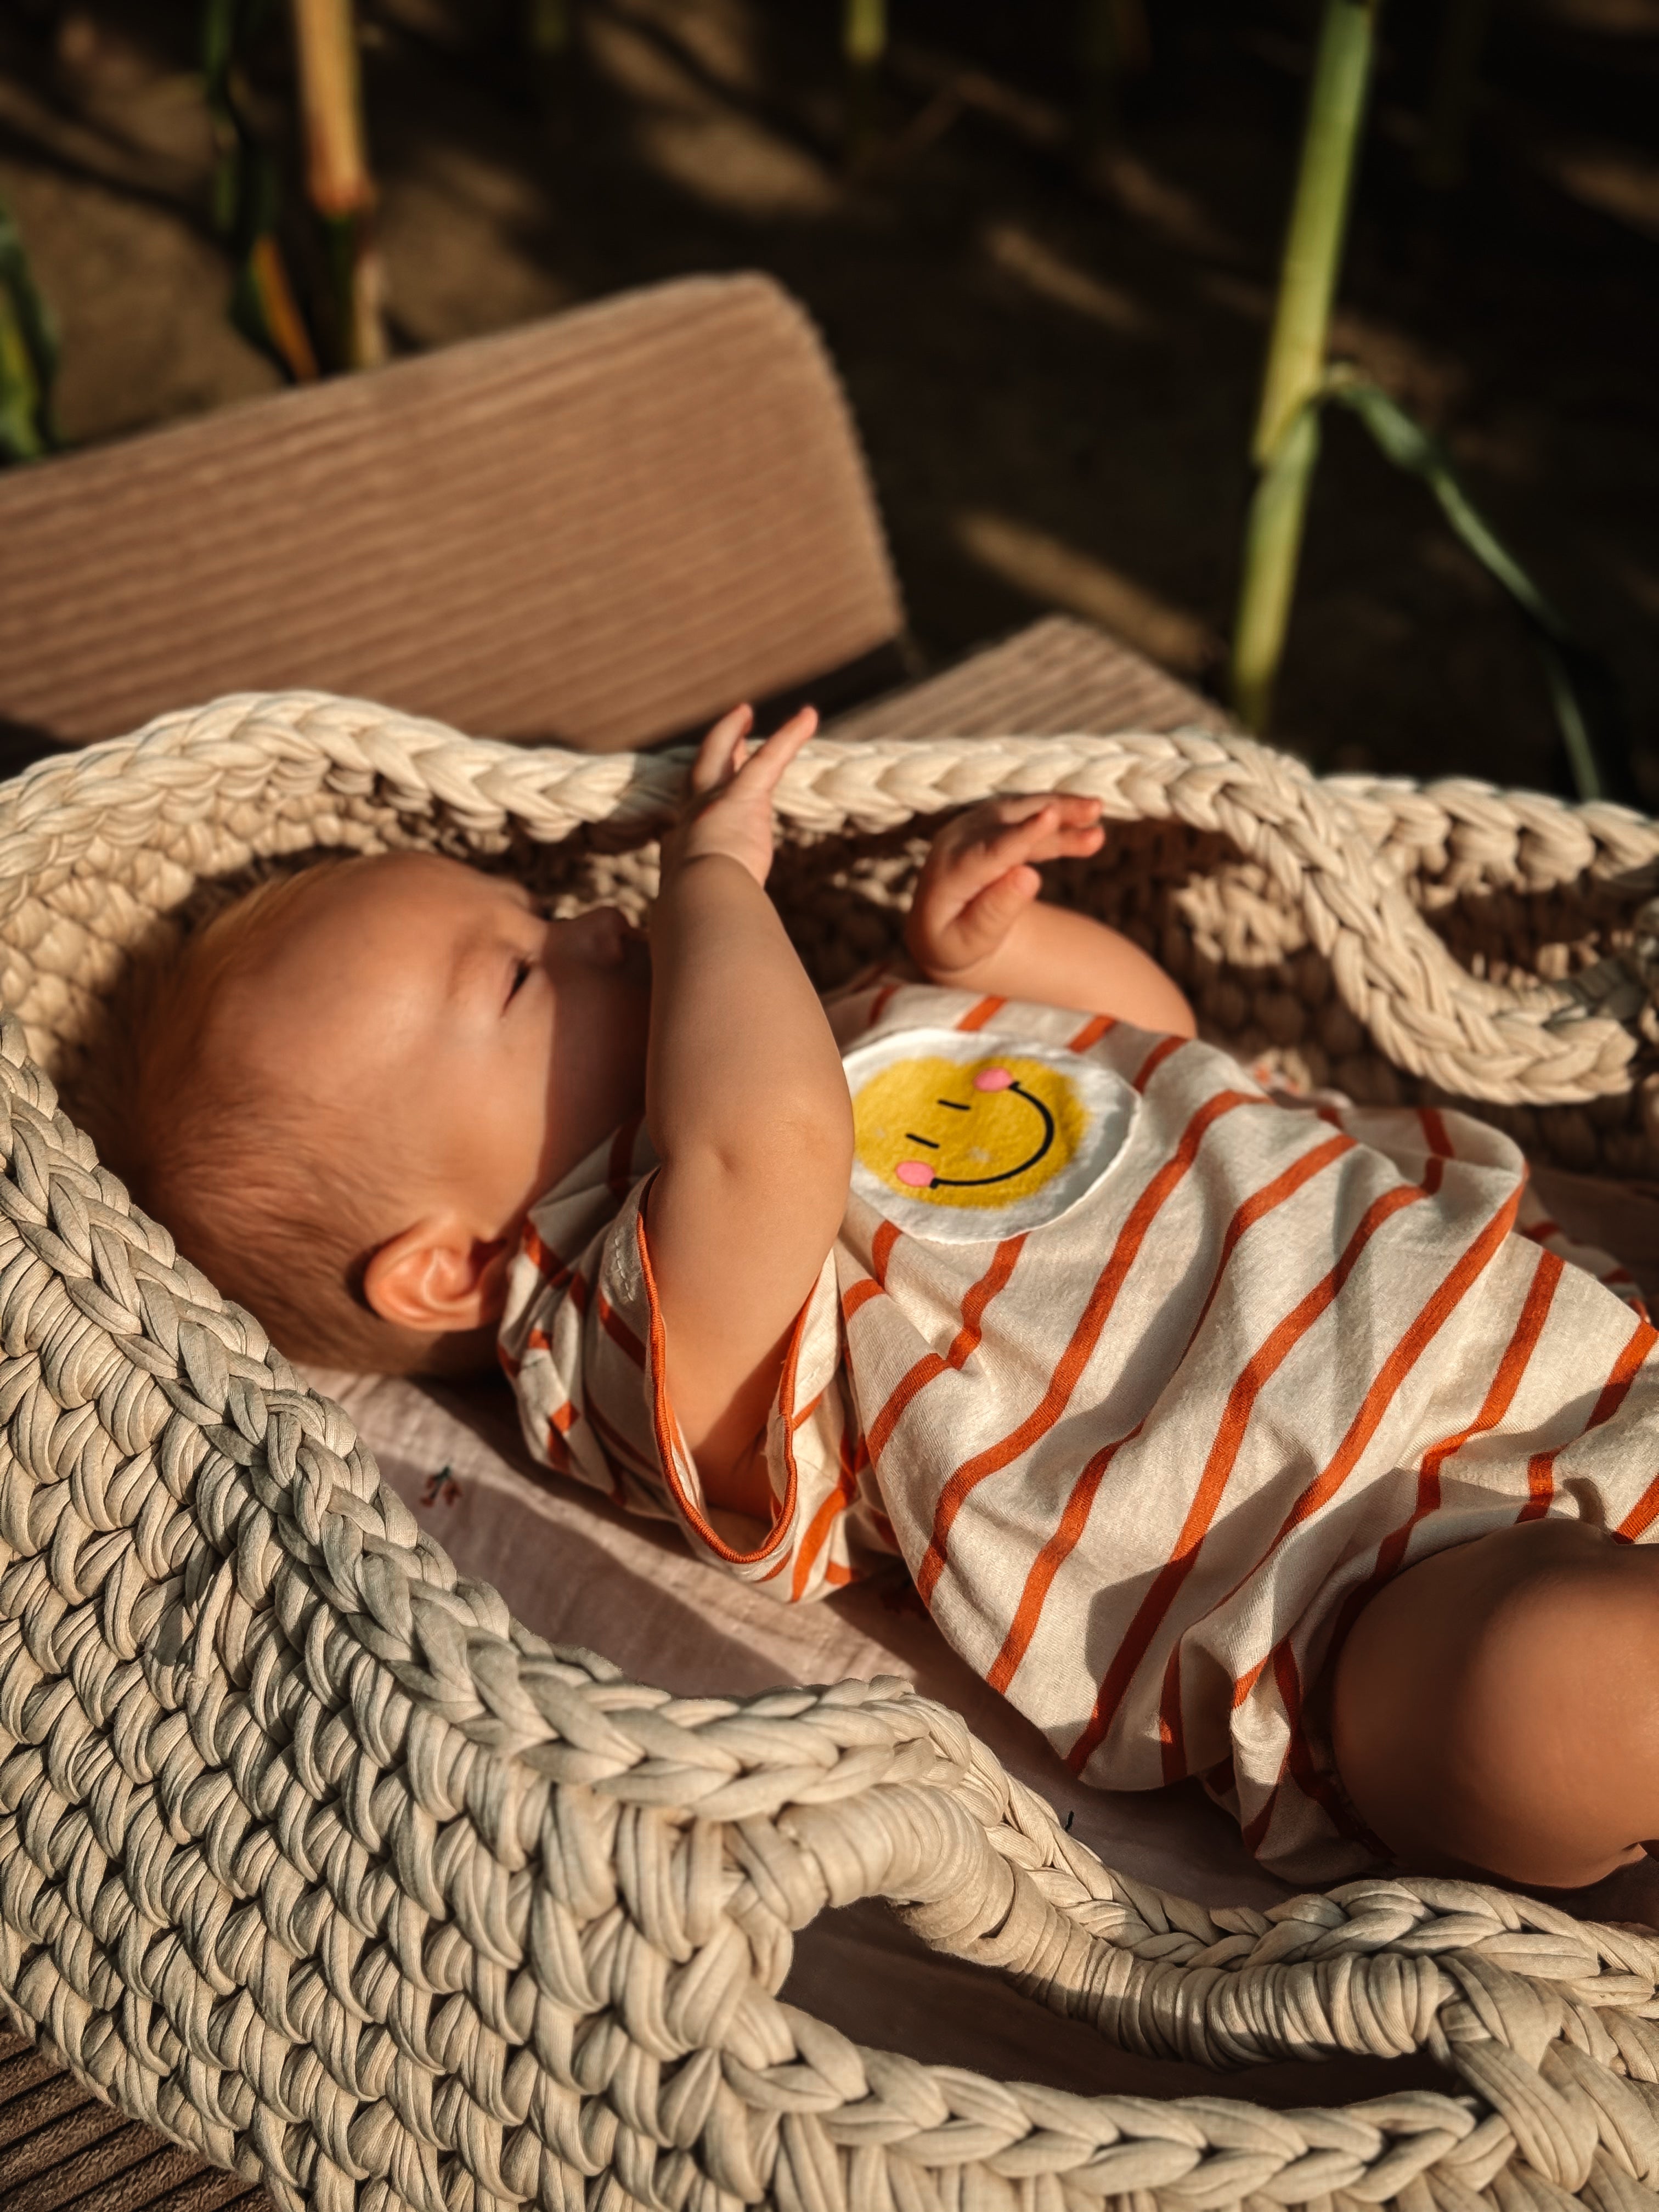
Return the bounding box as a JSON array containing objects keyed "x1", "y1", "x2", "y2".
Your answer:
[{"x1": 0, "y1": 0, "x2": 1653, "y2": 799}]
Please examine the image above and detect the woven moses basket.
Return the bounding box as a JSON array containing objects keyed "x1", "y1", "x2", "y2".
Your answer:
[{"x1": 7, "y1": 691, "x2": 1659, "y2": 2212}]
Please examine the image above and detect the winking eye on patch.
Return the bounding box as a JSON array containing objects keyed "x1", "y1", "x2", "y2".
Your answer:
[{"x1": 844, "y1": 1027, "x2": 1137, "y2": 1242}]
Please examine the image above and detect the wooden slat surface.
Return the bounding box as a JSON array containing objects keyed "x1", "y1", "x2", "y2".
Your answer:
[
  {"x1": 0, "y1": 2032, "x2": 264, "y2": 2212},
  {"x1": 825, "y1": 613, "x2": 1232, "y2": 742},
  {"x1": 0, "y1": 274, "x2": 903, "y2": 754}
]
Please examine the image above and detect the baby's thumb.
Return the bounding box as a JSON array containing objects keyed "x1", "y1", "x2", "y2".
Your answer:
[
  {"x1": 957, "y1": 863, "x2": 1040, "y2": 944},
  {"x1": 691, "y1": 704, "x2": 753, "y2": 792}
]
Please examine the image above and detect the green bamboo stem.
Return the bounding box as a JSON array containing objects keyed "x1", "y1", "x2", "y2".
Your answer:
[
  {"x1": 1076, "y1": 0, "x2": 1150, "y2": 159},
  {"x1": 524, "y1": 0, "x2": 572, "y2": 56},
  {"x1": 290, "y1": 0, "x2": 386, "y2": 369},
  {"x1": 844, "y1": 0, "x2": 885, "y2": 162},
  {"x1": 1233, "y1": 408, "x2": 1324, "y2": 740},
  {"x1": 1232, "y1": 0, "x2": 1382, "y2": 732},
  {"x1": 1417, "y1": 0, "x2": 1497, "y2": 191},
  {"x1": 844, "y1": 0, "x2": 886, "y2": 69},
  {"x1": 0, "y1": 193, "x2": 58, "y2": 464}
]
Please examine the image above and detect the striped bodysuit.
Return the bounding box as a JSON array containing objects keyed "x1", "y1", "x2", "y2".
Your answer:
[{"x1": 499, "y1": 979, "x2": 1658, "y2": 1881}]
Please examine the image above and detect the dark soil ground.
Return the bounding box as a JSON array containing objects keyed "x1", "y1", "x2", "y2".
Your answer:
[{"x1": 2, "y1": 0, "x2": 1656, "y2": 795}]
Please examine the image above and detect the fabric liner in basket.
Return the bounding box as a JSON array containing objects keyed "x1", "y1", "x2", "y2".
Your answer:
[{"x1": 4, "y1": 691, "x2": 1659, "y2": 2212}]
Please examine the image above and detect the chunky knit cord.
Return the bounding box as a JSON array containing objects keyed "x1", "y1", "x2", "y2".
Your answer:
[{"x1": 0, "y1": 694, "x2": 1656, "y2": 2212}]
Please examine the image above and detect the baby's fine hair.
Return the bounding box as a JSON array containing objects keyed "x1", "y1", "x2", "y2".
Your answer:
[{"x1": 93, "y1": 857, "x2": 430, "y2": 1375}]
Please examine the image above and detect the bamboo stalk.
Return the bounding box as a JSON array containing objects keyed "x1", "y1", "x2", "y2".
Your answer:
[
  {"x1": 1077, "y1": 0, "x2": 1150, "y2": 162},
  {"x1": 844, "y1": 0, "x2": 885, "y2": 163},
  {"x1": 524, "y1": 0, "x2": 572, "y2": 56},
  {"x1": 844, "y1": 0, "x2": 886, "y2": 70},
  {"x1": 1417, "y1": 0, "x2": 1497, "y2": 190},
  {"x1": 0, "y1": 192, "x2": 58, "y2": 463},
  {"x1": 1232, "y1": 0, "x2": 1381, "y2": 732},
  {"x1": 290, "y1": 0, "x2": 386, "y2": 368}
]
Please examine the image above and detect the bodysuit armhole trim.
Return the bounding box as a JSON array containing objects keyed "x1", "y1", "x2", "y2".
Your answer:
[{"x1": 633, "y1": 1200, "x2": 802, "y2": 1570}]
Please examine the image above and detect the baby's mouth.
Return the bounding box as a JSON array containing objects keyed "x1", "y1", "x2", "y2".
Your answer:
[{"x1": 895, "y1": 1075, "x2": 1056, "y2": 1190}]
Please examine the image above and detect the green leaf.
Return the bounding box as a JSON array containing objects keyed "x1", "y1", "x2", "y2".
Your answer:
[{"x1": 0, "y1": 193, "x2": 58, "y2": 464}]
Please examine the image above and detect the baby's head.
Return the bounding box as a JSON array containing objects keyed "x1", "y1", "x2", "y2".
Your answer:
[{"x1": 107, "y1": 851, "x2": 651, "y2": 1373}]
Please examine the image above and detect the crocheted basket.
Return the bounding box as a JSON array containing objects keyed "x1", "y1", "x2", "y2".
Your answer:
[{"x1": 3, "y1": 690, "x2": 1659, "y2": 2212}]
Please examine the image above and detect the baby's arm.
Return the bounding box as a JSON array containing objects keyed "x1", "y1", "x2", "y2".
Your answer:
[
  {"x1": 646, "y1": 707, "x2": 853, "y2": 1521},
  {"x1": 907, "y1": 797, "x2": 1196, "y2": 1036}
]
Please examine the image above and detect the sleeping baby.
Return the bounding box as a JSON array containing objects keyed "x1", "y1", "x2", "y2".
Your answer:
[{"x1": 113, "y1": 704, "x2": 1659, "y2": 1890}]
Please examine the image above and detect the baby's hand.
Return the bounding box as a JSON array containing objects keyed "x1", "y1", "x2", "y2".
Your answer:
[
  {"x1": 907, "y1": 794, "x2": 1105, "y2": 984},
  {"x1": 662, "y1": 703, "x2": 818, "y2": 888}
]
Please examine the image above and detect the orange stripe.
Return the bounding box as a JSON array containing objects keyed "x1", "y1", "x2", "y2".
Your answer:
[
  {"x1": 1521, "y1": 1216, "x2": 1562, "y2": 1244},
  {"x1": 791, "y1": 1383, "x2": 828, "y2": 1432},
  {"x1": 1322, "y1": 1244, "x2": 1564, "y2": 1674},
  {"x1": 991, "y1": 1132, "x2": 1357, "y2": 1702},
  {"x1": 1133, "y1": 1035, "x2": 1184, "y2": 1092},
  {"x1": 792, "y1": 1430, "x2": 861, "y2": 1600},
  {"x1": 872, "y1": 1220, "x2": 901, "y2": 1285},
  {"x1": 596, "y1": 1291, "x2": 646, "y2": 1369},
  {"x1": 1520, "y1": 1287, "x2": 1650, "y2": 1502},
  {"x1": 1067, "y1": 1012, "x2": 1115, "y2": 1052},
  {"x1": 1065, "y1": 1164, "x2": 1438, "y2": 1776},
  {"x1": 522, "y1": 1220, "x2": 572, "y2": 1287},
  {"x1": 1593, "y1": 1322, "x2": 1659, "y2": 1537},
  {"x1": 1260, "y1": 1170, "x2": 1520, "y2": 1545},
  {"x1": 988, "y1": 1427, "x2": 1141, "y2": 1697},
  {"x1": 1211, "y1": 1175, "x2": 1536, "y2": 1826},
  {"x1": 635, "y1": 1211, "x2": 797, "y2": 1567},
  {"x1": 866, "y1": 1238, "x2": 1025, "y2": 1466},
  {"x1": 842, "y1": 1221, "x2": 902, "y2": 1326},
  {"x1": 1418, "y1": 1105, "x2": 1453, "y2": 1158},
  {"x1": 542, "y1": 1393, "x2": 579, "y2": 1475},
  {"x1": 956, "y1": 996, "x2": 1006, "y2": 1032},
  {"x1": 916, "y1": 1088, "x2": 1268, "y2": 1606}
]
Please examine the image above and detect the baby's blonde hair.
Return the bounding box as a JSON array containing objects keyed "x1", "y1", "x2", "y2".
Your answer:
[{"x1": 95, "y1": 858, "x2": 439, "y2": 1375}]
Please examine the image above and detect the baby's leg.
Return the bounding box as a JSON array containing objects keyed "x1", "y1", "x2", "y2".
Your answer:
[{"x1": 1332, "y1": 1519, "x2": 1659, "y2": 1888}]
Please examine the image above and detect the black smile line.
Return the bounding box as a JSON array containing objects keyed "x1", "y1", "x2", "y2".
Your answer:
[{"x1": 929, "y1": 1081, "x2": 1056, "y2": 1188}]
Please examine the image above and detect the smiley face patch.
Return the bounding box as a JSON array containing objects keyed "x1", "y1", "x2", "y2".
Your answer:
[{"x1": 844, "y1": 1027, "x2": 1137, "y2": 1241}]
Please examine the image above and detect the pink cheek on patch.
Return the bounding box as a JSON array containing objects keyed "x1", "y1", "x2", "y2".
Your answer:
[
  {"x1": 896, "y1": 1161, "x2": 936, "y2": 1188},
  {"x1": 973, "y1": 1066, "x2": 1013, "y2": 1091}
]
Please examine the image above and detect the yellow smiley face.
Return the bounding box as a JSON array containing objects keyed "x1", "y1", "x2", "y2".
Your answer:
[{"x1": 853, "y1": 1052, "x2": 1088, "y2": 1211}]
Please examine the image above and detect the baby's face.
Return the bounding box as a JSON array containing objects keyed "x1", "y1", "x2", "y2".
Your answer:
[{"x1": 222, "y1": 852, "x2": 651, "y2": 1248}]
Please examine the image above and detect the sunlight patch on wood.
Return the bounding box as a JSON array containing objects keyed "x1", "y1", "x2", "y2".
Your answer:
[
  {"x1": 1542, "y1": 144, "x2": 1659, "y2": 240},
  {"x1": 590, "y1": 14, "x2": 841, "y2": 216},
  {"x1": 957, "y1": 511, "x2": 1218, "y2": 676},
  {"x1": 982, "y1": 221, "x2": 1156, "y2": 338}
]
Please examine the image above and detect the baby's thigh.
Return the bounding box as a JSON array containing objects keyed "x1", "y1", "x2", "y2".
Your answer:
[{"x1": 1331, "y1": 1517, "x2": 1659, "y2": 1888}]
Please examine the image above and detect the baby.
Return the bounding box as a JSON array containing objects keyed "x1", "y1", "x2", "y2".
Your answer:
[{"x1": 116, "y1": 705, "x2": 1659, "y2": 1892}]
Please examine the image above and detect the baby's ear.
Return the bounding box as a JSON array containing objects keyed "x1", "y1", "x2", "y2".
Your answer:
[{"x1": 365, "y1": 1217, "x2": 512, "y2": 1334}]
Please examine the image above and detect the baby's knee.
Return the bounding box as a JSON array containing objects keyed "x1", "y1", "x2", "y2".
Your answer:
[{"x1": 1331, "y1": 1519, "x2": 1659, "y2": 1887}]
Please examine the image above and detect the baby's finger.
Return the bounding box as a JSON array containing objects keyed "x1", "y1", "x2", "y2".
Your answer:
[
  {"x1": 949, "y1": 802, "x2": 1066, "y2": 887},
  {"x1": 948, "y1": 862, "x2": 1043, "y2": 952},
  {"x1": 735, "y1": 706, "x2": 819, "y2": 794},
  {"x1": 1016, "y1": 818, "x2": 1107, "y2": 865},
  {"x1": 690, "y1": 704, "x2": 754, "y2": 794}
]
